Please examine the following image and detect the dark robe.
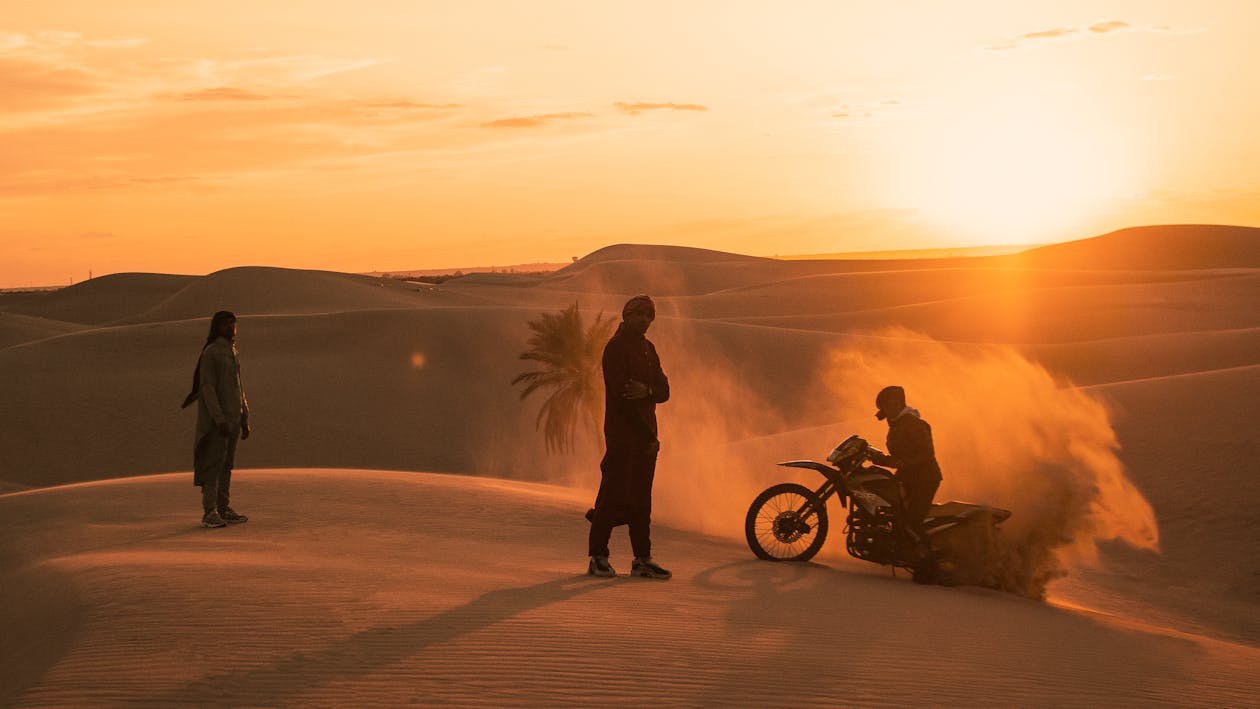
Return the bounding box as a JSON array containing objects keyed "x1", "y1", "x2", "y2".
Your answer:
[{"x1": 588, "y1": 323, "x2": 669, "y2": 558}]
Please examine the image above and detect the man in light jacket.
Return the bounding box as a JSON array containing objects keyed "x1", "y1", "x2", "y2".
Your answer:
[{"x1": 181, "y1": 311, "x2": 251, "y2": 528}]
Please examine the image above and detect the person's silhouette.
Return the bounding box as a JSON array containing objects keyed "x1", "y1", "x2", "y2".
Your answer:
[
  {"x1": 868, "y1": 385, "x2": 941, "y2": 567},
  {"x1": 586, "y1": 295, "x2": 672, "y2": 579},
  {"x1": 181, "y1": 311, "x2": 252, "y2": 528}
]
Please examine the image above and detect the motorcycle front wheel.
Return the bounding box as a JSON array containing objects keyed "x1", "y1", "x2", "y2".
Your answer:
[{"x1": 745, "y1": 483, "x2": 829, "y2": 561}]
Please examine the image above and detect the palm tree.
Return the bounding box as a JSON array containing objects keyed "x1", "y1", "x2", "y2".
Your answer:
[{"x1": 512, "y1": 302, "x2": 618, "y2": 454}]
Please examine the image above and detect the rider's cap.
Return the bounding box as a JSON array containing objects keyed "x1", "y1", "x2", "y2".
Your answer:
[{"x1": 874, "y1": 385, "x2": 905, "y2": 420}]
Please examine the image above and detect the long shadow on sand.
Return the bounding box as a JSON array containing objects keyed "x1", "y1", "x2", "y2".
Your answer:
[{"x1": 142, "y1": 575, "x2": 614, "y2": 705}]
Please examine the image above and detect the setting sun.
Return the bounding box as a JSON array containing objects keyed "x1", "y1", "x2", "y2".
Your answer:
[{"x1": 900, "y1": 92, "x2": 1135, "y2": 244}]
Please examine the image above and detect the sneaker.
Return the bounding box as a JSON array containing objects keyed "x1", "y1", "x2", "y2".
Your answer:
[
  {"x1": 631, "y1": 557, "x2": 672, "y2": 580},
  {"x1": 587, "y1": 555, "x2": 616, "y2": 578},
  {"x1": 201, "y1": 510, "x2": 227, "y2": 528},
  {"x1": 219, "y1": 507, "x2": 248, "y2": 524}
]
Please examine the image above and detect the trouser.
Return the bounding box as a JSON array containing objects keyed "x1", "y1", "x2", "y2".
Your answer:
[
  {"x1": 899, "y1": 474, "x2": 940, "y2": 545},
  {"x1": 588, "y1": 446, "x2": 657, "y2": 559},
  {"x1": 195, "y1": 429, "x2": 238, "y2": 513}
]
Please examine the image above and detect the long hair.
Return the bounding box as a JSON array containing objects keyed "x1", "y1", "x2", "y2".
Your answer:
[{"x1": 180, "y1": 311, "x2": 236, "y2": 409}]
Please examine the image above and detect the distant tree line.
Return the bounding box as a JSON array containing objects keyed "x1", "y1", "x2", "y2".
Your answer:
[{"x1": 386, "y1": 269, "x2": 556, "y2": 285}]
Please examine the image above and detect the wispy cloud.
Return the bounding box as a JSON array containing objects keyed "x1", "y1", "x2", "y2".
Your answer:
[
  {"x1": 360, "y1": 100, "x2": 463, "y2": 110},
  {"x1": 984, "y1": 21, "x2": 1203, "y2": 51},
  {"x1": 0, "y1": 172, "x2": 207, "y2": 196},
  {"x1": 828, "y1": 98, "x2": 906, "y2": 125},
  {"x1": 85, "y1": 37, "x2": 149, "y2": 49},
  {"x1": 482, "y1": 112, "x2": 594, "y2": 128},
  {"x1": 170, "y1": 86, "x2": 274, "y2": 102},
  {"x1": 614, "y1": 101, "x2": 709, "y2": 115},
  {"x1": 1087, "y1": 21, "x2": 1131, "y2": 34},
  {"x1": 0, "y1": 57, "x2": 101, "y2": 110}
]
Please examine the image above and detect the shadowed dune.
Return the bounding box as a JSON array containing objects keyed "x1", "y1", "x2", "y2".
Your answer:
[
  {"x1": 0, "y1": 312, "x2": 88, "y2": 349},
  {"x1": 666, "y1": 267, "x2": 1229, "y2": 321},
  {"x1": 1069, "y1": 365, "x2": 1260, "y2": 640},
  {"x1": 715, "y1": 272, "x2": 1260, "y2": 343},
  {"x1": 2, "y1": 471, "x2": 1257, "y2": 708},
  {"x1": 0, "y1": 273, "x2": 195, "y2": 325},
  {"x1": 120, "y1": 267, "x2": 480, "y2": 323}
]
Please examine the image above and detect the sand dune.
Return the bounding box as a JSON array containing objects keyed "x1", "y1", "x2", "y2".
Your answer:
[
  {"x1": 0, "y1": 312, "x2": 88, "y2": 350},
  {"x1": 665, "y1": 267, "x2": 1226, "y2": 321},
  {"x1": 0, "y1": 273, "x2": 194, "y2": 325},
  {"x1": 3, "y1": 470, "x2": 1257, "y2": 708},
  {"x1": 0, "y1": 307, "x2": 554, "y2": 489},
  {"x1": 1070, "y1": 364, "x2": 1260, "y2": 642},
  {"x1": 120, "y1": 267, "x2": 478, "y2": 323},
  {"x1": 4, "y1": 224, "x2": 1259, "y2": 704},
  {"x1": 1005, "y1": 224, "x2": 1260, "y2": 271},
  {"x1": 537, "y1": 225, "x2": 1260, "y2": 298},
  {"x1": 1021, "y1": 327, "x2": 1260, "y2": 386},
  {"x1": 716, "y1": 272, "x2": 1260, "y2": 343}
]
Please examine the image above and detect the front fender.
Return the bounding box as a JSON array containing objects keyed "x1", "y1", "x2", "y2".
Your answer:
[{"x1": 777, "y1": 460, "x2": 837, "y2": 476}]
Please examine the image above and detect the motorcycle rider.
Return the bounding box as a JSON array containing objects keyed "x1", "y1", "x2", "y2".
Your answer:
[{"x1": 868, "y1": 386, "x2": 941, "y2": 562}]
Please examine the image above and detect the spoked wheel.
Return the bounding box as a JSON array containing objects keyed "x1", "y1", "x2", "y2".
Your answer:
[{"x1": 745, "y1": 483, "x2": 829, "y2": 561}]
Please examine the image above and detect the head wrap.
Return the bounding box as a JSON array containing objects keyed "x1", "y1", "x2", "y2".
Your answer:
[
  {"x1": 181, "y1": 311, "x2": 236, "y2": 409},
  {"x1": 622, "y1": 294, "x2": 656, "y2": 318}
]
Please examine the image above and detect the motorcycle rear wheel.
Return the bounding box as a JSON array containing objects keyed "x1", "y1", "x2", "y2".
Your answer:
[{"x1": 745, "y1": 483, "x2": 829, "y2": 562}]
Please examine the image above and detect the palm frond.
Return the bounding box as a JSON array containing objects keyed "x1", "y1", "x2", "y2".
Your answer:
[{"x1": 510, "y1": 301, "x2": 618, "y2": 454}]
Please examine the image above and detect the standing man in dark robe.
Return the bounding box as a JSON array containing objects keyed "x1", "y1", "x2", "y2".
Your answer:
[
  {"x1": 181, "y1": 311, "x2": 251, "y2": 528},
  {"x1": 587, "y1": 295, "x2": 672, "y2": 579},
  {"x1": 868, "y1": 385, "x2": 941, "y2": 577}
]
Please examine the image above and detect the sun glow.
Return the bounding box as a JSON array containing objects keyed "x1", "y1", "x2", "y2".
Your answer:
[{"x1": 900, "y1": 95, "x2": 1134, "y2": 245}]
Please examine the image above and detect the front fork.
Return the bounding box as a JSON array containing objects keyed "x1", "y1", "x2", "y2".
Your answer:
[{"x1": 789, "y1": 478, "x2": 842, "y2": 530}]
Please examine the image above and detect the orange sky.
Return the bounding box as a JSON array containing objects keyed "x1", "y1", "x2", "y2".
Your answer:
[{"x1": 3, "y1": 1, "x2": 1259, "y2": 286}]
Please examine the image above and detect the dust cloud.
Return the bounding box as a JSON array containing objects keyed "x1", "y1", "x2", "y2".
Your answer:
[
  {"x1": 513, "y1": 311, "x2": 1159, "y2": 600},
  {"x1": 822, "y1": 328, "x2": 1160, "y2": 598}
]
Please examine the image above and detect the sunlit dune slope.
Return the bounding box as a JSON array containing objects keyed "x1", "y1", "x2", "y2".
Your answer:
[
  {"x1": 2, "y1": 470, "x2": 1256, "y2": 708},
  {"x1": 533, "y1": 225, "x2": 1260, "y2": 298},
  {"x1": 1005, "y1": 224, "x2": 1260, "y2": 271}
]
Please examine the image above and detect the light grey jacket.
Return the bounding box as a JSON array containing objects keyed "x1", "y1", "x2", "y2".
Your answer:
[{"x1": 195, "y1": 337, "x2": 249, "y2": 441}]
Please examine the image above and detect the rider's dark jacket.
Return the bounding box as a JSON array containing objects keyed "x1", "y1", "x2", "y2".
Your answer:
[
  {"x1": 602, "y1": 323, "x2": 669, "y2": 449},
  {"x1": 868, "y1": 407, "x2": 942, "y2": 487}
]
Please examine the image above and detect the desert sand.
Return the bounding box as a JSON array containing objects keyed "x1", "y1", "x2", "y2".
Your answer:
[{"x1": 2, "y1": 224, "x2": 1259, "y2": 706}]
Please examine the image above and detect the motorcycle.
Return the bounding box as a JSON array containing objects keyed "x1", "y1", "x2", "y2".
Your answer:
[{"x1": 744, "y1": 434, "x2": 1011, "y2": 585}]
